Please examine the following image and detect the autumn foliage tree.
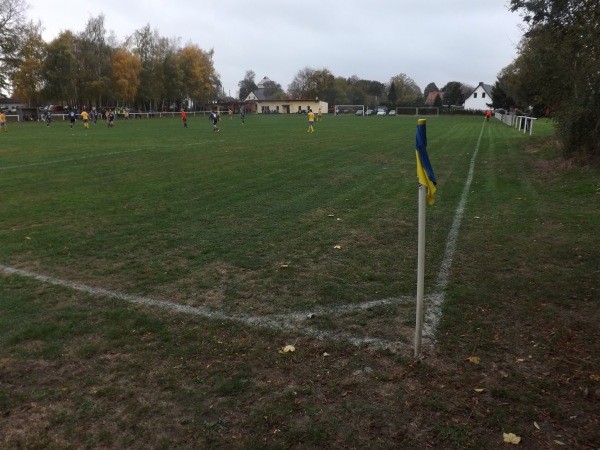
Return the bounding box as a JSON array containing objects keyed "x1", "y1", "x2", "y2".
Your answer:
[
  {"x1": 112, "y1": 48, "x2": 141, "y2": 106},
  {"x1": 178, "y1": 45, "x2": 217, "y2": 107},
  {"x1": 11, "y1": 21, "x2": 45, "y2": 105}
]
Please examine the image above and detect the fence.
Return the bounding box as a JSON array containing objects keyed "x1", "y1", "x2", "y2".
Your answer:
[
  {"x1": 9, "y1": 111, "x2": 218, "y2": 122},
  {"x1": 494, "y1": 112, "x2": 537, "y2": 136}
]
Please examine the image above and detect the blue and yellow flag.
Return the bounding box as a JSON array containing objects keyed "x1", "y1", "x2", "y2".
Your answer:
[{"x1": 415, "y1": 119, "x2": 437, "y2": 205}]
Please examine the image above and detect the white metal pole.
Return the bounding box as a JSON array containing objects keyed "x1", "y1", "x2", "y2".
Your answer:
[{"x1": 414, "y1": 183, "x2": 427, "y2": 357}]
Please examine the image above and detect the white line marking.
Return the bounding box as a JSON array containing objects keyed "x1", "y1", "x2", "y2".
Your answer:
[
  {"x1": 422, "y1": 120, "x2": 486, "y2": 342},
  {"x1": 271, "y1": 296, "x2": 414, "y2": 322},
  {"x1": 0, "y1": 264, "x2": 410, "y2": 351},
  {"x1": 0, "y1": 148, "x2": 153, "y2": 170}
]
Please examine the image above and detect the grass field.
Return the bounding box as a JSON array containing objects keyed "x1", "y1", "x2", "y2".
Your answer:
[{"x1": 1, "y1": 114, "x2": 598, "y2": 449}]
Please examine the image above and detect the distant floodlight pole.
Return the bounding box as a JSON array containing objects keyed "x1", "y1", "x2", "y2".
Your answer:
[{"x1": 413, "y1": 118, "x2": 437, "y2": 357}]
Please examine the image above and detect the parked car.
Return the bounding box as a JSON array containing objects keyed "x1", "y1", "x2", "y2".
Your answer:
[
  {"x1": 388, "y1": 110, "x2": 396, "y2": 116},
  {"x1": 355, "y1": 110, "x2": 363, "y2": 116},
  {"x1": 376, "y1": 110, "x2": 387, "y2": 116},
  {"x1": 39, "y1": 105, "x2": 67, "y2": 112},
  {"x1": 365, "y1": 109, "x2": 375, "y2": 116}
]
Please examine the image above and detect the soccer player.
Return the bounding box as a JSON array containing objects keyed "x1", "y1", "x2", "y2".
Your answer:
[
  {"x1": 317, "y1": 108, "x2": 322, "y2": 122},
  {"x1": 0, "y1": 111, "x2": 6, "y2": 132},
  {"x1": 181, "y1": 109, "x2": 188, "y2": 128},
  {"x1": 68, "y1": 110, "x2": 76, "y2": 128},
  {"x1": 307, "y1": 109, "x2": 315, "y2": 133},
  {"x1": 44, "y1": 110, "x2": 51, "y2": 127},
  {"x1": 228, "y1": 108, "x2": 233, "y2": 120},
  {"x1": 240, "y1": 106, "x2": 245, "y2": 124},
  {"x1": 107, "y1": 110, "x2": 115, "y2": 127},
  {"x1": 209, "y1": 110, "x2": 220, "y2": 132},
  {"x1": 81, "y1": 110, "x2": 90, "y2": 129}
]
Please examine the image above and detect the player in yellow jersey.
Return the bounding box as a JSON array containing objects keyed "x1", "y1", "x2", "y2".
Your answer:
[
  {"x1": 81, "y1": 110, "x2": 90, "y2": 128},
  {"x1": 317, "y1": 108, "x2": 322, "y2": 122},
  {"x1": 0, "y1": 112, "x2": 7, "y2": 132},
  {"x1": 307, "y1": 109, "x2": 315, "y2": 133}
]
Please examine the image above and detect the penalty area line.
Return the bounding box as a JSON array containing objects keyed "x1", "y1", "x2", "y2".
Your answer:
[
  {"x1": 0, "y1": 148, "x2": 154, "y2": 171},
  {"x1": 0, "y1": 264, "x2": 411, "y2": 352}
]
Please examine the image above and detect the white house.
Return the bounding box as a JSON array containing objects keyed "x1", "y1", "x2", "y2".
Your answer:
[{"x1": 463, "y1": 82, "x2": 493, "y2": 110}]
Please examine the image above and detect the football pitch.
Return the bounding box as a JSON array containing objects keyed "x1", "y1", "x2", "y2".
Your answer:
[
  {"x1": 2, "y1": 114, "x2": 599, "y2": 448},
  {"x1": 0, "y1": 114, "x2": 541, "y2": 349}
]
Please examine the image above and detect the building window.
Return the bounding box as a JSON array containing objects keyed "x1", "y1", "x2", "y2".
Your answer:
[
  {"x1": 474, "y1": 93, "x2": 478, "y2": 98},
  {"x1": 482, "y1": 93, "x2": 486, "y2": 98}
]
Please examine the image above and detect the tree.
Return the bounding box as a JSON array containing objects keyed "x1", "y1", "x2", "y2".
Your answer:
[
  {"x1": 178, "y1": 44, "x2": 217, "y2": 107},
  {"x1": 288, "y1": 67, "x2": 334, "y2": 99},
  {"x1": 423, "y1": 82, "x2": 439, "y2": 99},
  {"x1": 433, "y1": 94, "x2": 443, "y2": 109},
  {"x1": 131, "y1": 25, "x2": 166, "y2": 111},
  {"x1": 489, "y1": 76, "x2": 515, "y2": 111},
  {"x1": 441, "y1": 81, "x2": 466, "y2": 106},
  {"x1": 41, "y1": 31, "x2": 78, "y2": 105},
  {"x1": 11, "y1": 21, "x2": 45, "y2": 105},
  {"x1": 508, "y1": 0, "x2": 600, "y2": 159},
  {"x1": 112, "y1": 48, "x2": 141, "y2": 106},
  {"x1": 237, "y1": 70, "x2": 257, "y2": 101},
  {"x1": 387, "y1": 81, "x2": 397, "y2": 105},
  {"x1": 389, "y1": 73, "x2": 422, "y2": 106},
  {"x1": 262, "y1": 80, "x2": 285, "y2": 99},
  {"x1": 0, "y1": 0, "x2": 29, "y2": 96},
  {"x1": 162, "y1": 48, "x2": 183, "y2": 108},
  {"x1": 76, "y1": 15, "x2": 114, "y2": 107}
]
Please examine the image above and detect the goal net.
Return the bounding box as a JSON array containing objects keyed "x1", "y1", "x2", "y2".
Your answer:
[
  {"x1": 395, "y1": 107, "x2": 439, "y2": 116},
  {"x1": 334, "y1": 105, "x2": 365, "y2": 116},
  {"x1": 417, "y1": 107, "x2": 439, "y2": 116}
]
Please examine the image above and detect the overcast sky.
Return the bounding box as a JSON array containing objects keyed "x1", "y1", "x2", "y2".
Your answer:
[{"x1": 27, "y1": 0, "x2": 525, "y2": 96}]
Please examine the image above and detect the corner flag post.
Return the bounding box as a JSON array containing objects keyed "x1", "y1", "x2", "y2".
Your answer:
[{"x1": 414, "y1": 118, "x2": 437, "y2": 357}]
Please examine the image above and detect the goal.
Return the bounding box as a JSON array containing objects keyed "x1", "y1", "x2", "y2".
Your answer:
[
  {"x1": 417, "y1": 107, "x2": 440, "y2": 116},
  {"x1": 395, "y1": 107, "x2": 439, "y2": 116},
  {"x1": 334, "y1": 105, "x2": 365, "y2": 116}
]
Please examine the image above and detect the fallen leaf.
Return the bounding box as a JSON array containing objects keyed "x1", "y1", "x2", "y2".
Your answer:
[
  {"x1": 590, "y1": 374, "x2": 600, "y2": 382},
  {"x1": 534, "y1": 421, "x2": 540, "y2": 430},
  {"x1": 279, "y1": 264, "x2": 289, "y2": 269},
  {"x1": 503, "y1": 432, "x2": 521, "y2": 444},
  {"x1": 474, "y1": 388, "x2": 485, "y2": 393},
  {"x1": 327, "y1": 214, "x2": 335, "y2": 217},
  {"x1": 279, "y1": 345, "x2": 295, "y2": 354},
  {"x1": 333, "y1": 245, "x2": 341, "y2": 249},
  {"x1": 25, "y1": 236, "x2": 31, "y2": 240},
  {"x1": 554, "y1": 440, "x2": 565, "y2": 446},
  {"x1": 323, "y1": 352, "x2": 330, "y2": 357},
  {"x1": 467, "y1": 356, "x2": 480, "y2": 364}
]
